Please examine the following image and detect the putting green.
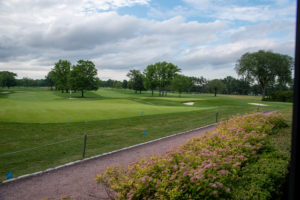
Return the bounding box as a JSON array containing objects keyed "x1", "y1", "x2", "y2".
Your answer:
[
  {"x1": 0, "y1": 88, "x2": 212, "y2": 123},
  {"x1": 0, "y1": 87, "x2": 292, "y2": 124}
]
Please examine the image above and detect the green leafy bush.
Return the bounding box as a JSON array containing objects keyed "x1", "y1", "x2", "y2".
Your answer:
[
  {"x1": 264, "y1": 91, "x2": 293, "y2": 102},
  {"x1": 232, "y1": 151, "x2": 289, "y2": 200},
  {"x1": 97, "y1": 112, "x2": 287, "y2": 199}
]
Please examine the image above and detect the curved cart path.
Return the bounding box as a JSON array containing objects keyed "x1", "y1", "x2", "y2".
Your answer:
[{"x1": 0, "y1": 124, "x2": 216, "y2": 200}]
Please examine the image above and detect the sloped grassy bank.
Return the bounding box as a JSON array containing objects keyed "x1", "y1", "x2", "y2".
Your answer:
[{"x1": 97, "y1": 112, "x2": 289, "y2": 200}]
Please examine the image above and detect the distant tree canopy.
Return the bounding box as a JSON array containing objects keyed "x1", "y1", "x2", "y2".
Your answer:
[
  {"x1": 69, "y1": 60, "x2": 99, "y2": 97},
  {"x1": 1, "y1": 50, "x2": 293, "y2": 102},
  {"x1": 127, "y1": 69, "x2": 145, "y2": 94},
  {"x1": 16, "y1": 78, "x2": 47, "y2": 87},
  {"x1": 156, "y1": 62, "x2": 181, "y2": 96},
  {"x1": 236, "y1": 50, "x2": 293, "y2": 100},
  {"x1": 51, "y1": 60, "x2": 71, "y2": 93},
  {"x1": 222, "y1": 76, "x2": 251, "y2": 95},
  {"x1": 98, "y1": 79, "x2": 123, "y2": 88},
  {"x1": 122, "y1": 80, "x2": 128, "y2": 89},
  {"x1": 127, "y1": 61, "x2": 181, "y2": 96},
  {"x1": 45, "y1": 71, "x2": 55, "y2": 90},
  {"x1": 44, "y1": 59, "x2": 99, "y2": 97},
  {"x1": 142, "y1": 61, "x2": 181, "y2": 96},
  {"x1": 0, "y1": 71, "x2": 17, "y2": 88},
  {"x1": 206, "y1": 79, "x2": 226, "y2": 97},
  {"x1": 171, "y1": 74, "x2": 190, "y2": 97},
  {"x1": 144, "y1": 64, "x2": 158, "y2": 96}
]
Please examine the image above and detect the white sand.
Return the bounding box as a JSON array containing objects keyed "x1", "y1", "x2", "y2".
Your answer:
[
  {"x1": 248, "y1": 103, "x2": 268, "y2": 106},
  {"x1": 183, "y1": 102, "x2": 194, "y2": 106}
]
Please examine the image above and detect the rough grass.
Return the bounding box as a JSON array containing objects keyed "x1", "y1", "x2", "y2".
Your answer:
[{"x1": 0, "y1": 87, "x2": 292, "y2": 180}]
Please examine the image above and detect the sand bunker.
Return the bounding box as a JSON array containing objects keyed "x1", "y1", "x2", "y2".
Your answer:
[
  {"x1": 248, "y1": 103, "x2": 268, "y2": 106},
  {"x1": 183, "y1": 102, "x2": 194, "y2": 106}
]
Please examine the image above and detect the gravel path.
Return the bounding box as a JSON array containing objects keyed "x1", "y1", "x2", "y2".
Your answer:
[{"x1": 0, "y1": 124, "x2": 216, "y2": 200}]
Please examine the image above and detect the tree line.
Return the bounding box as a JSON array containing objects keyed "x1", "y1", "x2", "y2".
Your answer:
[
  {"x1": 0, "y1": 60, "x2": 99, "y2": 98},
  {"x1": 94, "y1": 50, "x2": 294, "y2": 100},
  {"x1": 0, "y1": 50, "x2": 293, "y2": 100},
  {"x1": 45, "y1": 60, "x2": 99, "y2": 97}
]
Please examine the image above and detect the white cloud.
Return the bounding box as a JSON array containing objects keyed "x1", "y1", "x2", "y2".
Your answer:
[
  {"x1": 183, "y1": 0, "x2": 212, "y2": 10},
  {"x1": 178, "y1": 39, "x2": 294, "y2": 69},
  {"x1": 229, "y1": 20, "x2": 295, "y2": 42},
  {"x1": 99, "y1": 68, "x2": 129, "y2": 80},
  {"x1": 216, "y1": 6, "x2": 272, "y2": 22},
  {"x1": 83, "y1": 0, "x2": 150, "y2": 13},
  {"x1": 0, "y1": 0, "x2": 296, "y2": 80},
  {"x1": 146, "y1": 17, "x2": 227, "y2": 43},
  {"x1": 182, "y1": 0, "x2": 296, "y2": 22},
  {"x1": 184, "y1": 66, "x2": 238, "y2": 80}
]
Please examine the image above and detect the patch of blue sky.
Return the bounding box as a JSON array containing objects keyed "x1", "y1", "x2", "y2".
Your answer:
[
  {"x1": 229, "y1": 20, "x2": 260, "y2": 27},
  {"x1": 213, "y1": 0, "x2": 293, "y2": 7},
  {"x1": 117, "y1": 0, "x2": 188, "y2": 19},
  {"x1": 268, "y1": 31, "x2": 292, "y2": 40},
  {"x1": 150, "y1": 0, "x2": 186, "y2": 9},
  {"x1": 117, "y1": 4, "x2": 150, "y2": 18},
  {"x1": 226, "y1": 0, "x2": 274, "y2": 7},
  {"x1": 184, "y1": 16, "x2": 216, "y2": 23}
]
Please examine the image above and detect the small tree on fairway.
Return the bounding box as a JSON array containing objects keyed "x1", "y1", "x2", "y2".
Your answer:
[
  {"x1": 144, "y1": 64, "x2": 158, "y2": 96},
  {"x1": 222, "y1": 76, "x2": 251, "y2": 95},
  {"x1": 235, "y1": 50, "x2": 293, "y2": 100},
  {"x1": 45, "y1": 71, "x2": 55, "y2": 90},
  {"x1": 70, "y1": 60, "x2": 98, "y2": 97},
  {"x1": 207, "y1": 79, "x2": 225, "y2": 96},
  {"x1": 165, "y1": 62, "x2": 181, "y2": 96},
  {"x1": 155, "y1": 61, "x2": 180, "y2": 96},
  {"x1": 127, "y1": 69, "x2": 145, "y2": 94},
  {"x1": 122, "y1": 80, "x2": 128, "y2": 89},
  {"x1": 51, "y1": 60, "x2": 71, "y2": 93},
  {"x1": 0, "y1": 71, "x2": 17, "y2": 88}
]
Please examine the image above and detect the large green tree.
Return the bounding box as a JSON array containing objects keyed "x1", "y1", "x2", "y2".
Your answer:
[
  {"x1": 0, "y1": 71, "x2": 17, "y2": 88},
  {"x1": 144, "y1": 64, "x2": 158, "y2": 96},
  {"x1": 165, "y1": 62, "x2": 181, "y2": 96},
  {"x1": 222, "y1": 76, "x2": 237, "y2": 94},
  {"x1": 206, "y1": 79, "x2": 225, "y2": 97},
  {"x1": 69, "y1": 60, "x2": 99, "y2": 97},
  {"x1": 16, "y1": 77, "x2": 46, "y2": 87},
  {"x1": 187, "y1": 76, "x2": 207, "y2": 93},
  {"x1": 122, "y1": 80, "x2": 128, "y2": 89},
  {"x1": 235, "y1": 50, "x2": 293, "y2": 100},
  {"x1": 127, "y1": 69, "x2": 145, "y2": 94},
  {"x1": 155, "y1": 62, "x2": 180, "y2": 96},
  {"x1": 156, "y1": 62, "x2": 166, "y2": 96},
  {"x1": 171, "y1": 74, "x2": 189, "y2": 97},
  {"x1": 51, "y1": 60, "x2": 71, "y2": 93},
  {"x1": 45, "y1": 71, "x2": 55, "y2": 90},
  {"x1": 222, "y1": 76, "x2": 251, "y2": 95}
]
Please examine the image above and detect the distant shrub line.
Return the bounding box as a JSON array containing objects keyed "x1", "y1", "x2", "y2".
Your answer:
[
  {"x1": 263, "y1": 90, "x2": 293, "y2": 102},
  {"x1": 97, "y1": 112, "x2": 288, "y2": 199}
]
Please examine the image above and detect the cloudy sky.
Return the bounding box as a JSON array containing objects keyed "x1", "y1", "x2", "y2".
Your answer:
[{"x1": 0, "y1": 0, "x2": 296, "y2": 80}]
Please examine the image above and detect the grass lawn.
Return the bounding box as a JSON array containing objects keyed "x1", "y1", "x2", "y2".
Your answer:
[{"x1": 0, "y1": 87, "x2": 293, "y2": 180}]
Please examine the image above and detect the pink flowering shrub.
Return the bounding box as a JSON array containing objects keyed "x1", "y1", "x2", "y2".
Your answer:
[{"x1": 97, "y1": 112, "x2": 286, "y2": 199}]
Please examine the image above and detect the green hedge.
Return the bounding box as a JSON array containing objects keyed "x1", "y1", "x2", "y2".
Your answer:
[
  {"x1": 231, "y1": 143, "x2": 289, "y2": 199},
  {"x1": 264, "y1": 91, "x2": 293, "y2": 102}
]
